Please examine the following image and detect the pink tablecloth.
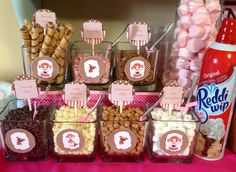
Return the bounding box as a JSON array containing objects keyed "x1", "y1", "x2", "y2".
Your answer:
[{"x1": 0, "y1": 150, "x2": 235, "y2": 172}]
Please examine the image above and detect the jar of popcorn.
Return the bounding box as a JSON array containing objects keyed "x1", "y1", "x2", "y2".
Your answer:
[
  {"x1": 0, "y1": 99, "x2": 53, "y2": 161},
  {"x1": 147, "y1": 107, "x2": 200, "y2": 163},
  {"x1": 100, "y1": 101, "x2": 148, "y2": 162},
  {"x1": 70, "y1": 41, "x2": 114, "y2": 90},
  {"x1": 50, "y1": 100, "x2": 98, "y2": 162}
]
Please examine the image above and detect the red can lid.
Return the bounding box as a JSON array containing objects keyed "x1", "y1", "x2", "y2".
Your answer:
[{"x1": 216, "y1": 18, "x2": 236, "y2": 44}]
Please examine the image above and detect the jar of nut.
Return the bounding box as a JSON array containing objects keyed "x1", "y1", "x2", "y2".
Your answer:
[
  {"x1": 50, "y1": 100, "x2": 98, "y2": 162},
  {"x1": 115, "y1": 42, "x2": 159, "y2": 91},
  {"x1": 70, "y1": 41, "x2": 114, "y2": 90},
  {"x1": 0, "y1": 99, "x2": 53, "y2": 161},
  {"x1": 147, "y1": 107, "x2": 200, "y2": 163},
  {"x1": 100, "y1": 101, "x2": 148, "y2": 162}
]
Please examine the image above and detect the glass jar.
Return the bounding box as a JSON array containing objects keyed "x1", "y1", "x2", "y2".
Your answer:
[
  {"x1": 70, "y1": 41, "x2": 114, "y2": 90},
  {"x1": 147, "y1": 107, "x2": 200, "y2": 163},
  {"x1": 115, "y1": 42, "x2": 159, "y2": 91},
  {"x1": 0, "y1": 99, "x2": 53, "y2": 161},
  {"x1": 100, "y1": 101, "x2": 148, "y2": 162},
  {"x1": 21, "y1": 46, "x2": 69, "y2": 90},
  {"x1": 50, "y1": 100, "x2": 98, "y2": 162}
]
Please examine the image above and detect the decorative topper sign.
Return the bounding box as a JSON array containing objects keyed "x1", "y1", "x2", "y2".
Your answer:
[
  {"x1": 31, "y1": 56, "x2": 59, "y2": 81},
  {"x1": 160, "y1": 84, "x2": 184, "y2": 110},
  {"x1": 5, "y1": 129, "x2": 36, "y2": 154},
  {"x1": 34, "y1": 9, "x2": 57, "y2": 29},
  {"x1": 124, "y1": 56, "x2": 151, "y2": 81},
  {"x1": 159, "y1": 130, "x2": 189, "y2": 155},
  {"x1": 13, "y1": 75, "x2": 38, "y2": 99},
  {"x1": 78, "y1": 55, "x2": 107, "y2": 82},
  {"x1": 63, "y1": 81, "x2": 89, "y2": 108},
  {"x1": 81, "y1": 20, "x2": 105, "y2": 44},
  {"x1": 107, "y1": 128, "x2": 138, "y2": 153},
  {"x1": 56, "y1": 129, "x2": 84, "y2": 152},
  {"x1": 108, "y1": 80, "x2": 134, "y2": 107},
  {"x1": 127, "y1": 22, "x2": 151, "y2": 47}
]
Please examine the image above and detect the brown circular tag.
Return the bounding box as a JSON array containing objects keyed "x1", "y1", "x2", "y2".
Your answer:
[
  {"x1": 56, "y1": 129, "x2": 84, "y2": 152},
  {"x1": 124, "y1": 57, "x2": 151, "y2": 81},
  {"x1": 159, "y1": 130, "x2": 189, "y2": 155},
  {"x1": 107, "y1": 128, "x2": 137, "y2": 153},
  {"x1": 78, "y1": 55, "x2": 107, "y2": 82},
  {"x1": 31, "y1": 56, "x2": 59, "y2": 81},
  {"x1": 5, "y1": 129, "x2": 36, "y2": 153}
]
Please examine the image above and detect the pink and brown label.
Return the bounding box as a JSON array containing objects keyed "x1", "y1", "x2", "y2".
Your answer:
[
  {"x1": 124, "y1": 57, "x2": 151, "y2": 81},
  {"x1": 34, "y1": 9, "x2": 57, "y2": 29},
  {"x1": 31, "y1": 56, "x2": 59, "y2": 81},
  {"x1": 159, "y1": 130, "x2": 189, "y2": 155},
  {"x1": 160, "y1": 85, "x2": 184, "y2": 110},
  {"x1": 107, "y1": 128, "x2": 138, "y2": 153},
  {"x1": 56, "y1": 129, "x2": 84, "y2": 152},
  {"x1": 64, "y1": 82, "x2": 87, "y2": 102},
  {"x1": 78, "y1": 56, "x2": 106, "y2": 81},
  {"x1": 5, "y1": 129, "x2": 36, "y2": 153},
  {"x1": 13, "y1": 75, "x2": 38, "y2": 99}
]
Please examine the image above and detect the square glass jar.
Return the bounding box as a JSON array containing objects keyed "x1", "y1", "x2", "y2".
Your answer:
[
  {"x1": 70, "y1": 41, "x2": 114, "y2": 90},
  {"x1": 100, "y1": 101, "x2": 148, "y2": 162},
  {"x1": 147, "y1": 107, "x2": 200, "y2": 163},
  {"x1": 115, "y1": 42, "x2": 159, "y2": 91},
  {"x1": 0, "y1": 99, "x2": 53, "y2": 161},
  {"x1": 22, "y1": 46, "x2": 69, "y2": 90},
  {"x1": 50, "y1": 100, "x2": 98, "y2": 162}
]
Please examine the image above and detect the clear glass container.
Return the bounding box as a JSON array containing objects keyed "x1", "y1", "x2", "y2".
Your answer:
[
  {"x1": 147, "y1": 107, "x2": 200, "y2": 163},
  {"x1": 100, "y1": 101, "x2": 148, "y2": 162},
  {"x1": 0, "y1": 99, "x2": 53, "y2": 161},
  {"x1": 115, "y1": 42, "x2": 159, "y2": 91},
  {"x1": 21, "y1": 46, "x2": 69, "y2": 90},
  {"x1": 50, "y1": 100, "x2": 98, "y2": 162},
  {"x1": 70, "y1": 41, "x2": 114, "y2": 90}
]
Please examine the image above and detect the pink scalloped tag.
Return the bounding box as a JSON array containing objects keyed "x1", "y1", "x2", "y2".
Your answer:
[
  {"x1": 64, "y1": 83, "x2": 87, "y2": 102},
  {"x1": 82, "y1": 20, "x2": 104, "y2": 39},
  {"x1": 35, "y1": 9, "x2": 57, "y2": 28},
  {"x1": 129, "y1": 24, "x2": 148, "y2": 41}
]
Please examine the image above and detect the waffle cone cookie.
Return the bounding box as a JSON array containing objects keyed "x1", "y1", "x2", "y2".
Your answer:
[
  {"x1": 19, "y1": 26, "x2": 31, "y2": 57},
  {"x1": 38, "y1": 25, "x2": 44, "y2": 48},
  {"x1": 49, "y1": 28, "x2": 60, "y2": 56},
  {"x1": 58, "y1": 25, "x2": 66, "y2": 40},
  {"x1": 24, "y1": 19, "x2": 32, "y2": 32},
  {"x1": 30, "y1": 24, "x2": 40, "y2": 59},
  {"x1": 39, "y1": 22, "x2": 55, "y2": 56}
]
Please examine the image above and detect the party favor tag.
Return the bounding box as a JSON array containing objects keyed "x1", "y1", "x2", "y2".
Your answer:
[
  {"x1": 127, "y1": 22, "x2": 151, "y2": 46},
  {"x1": 108, "y1": 80, "x2": 134, "y2": 106},
  {"x1": 34, "y1": 9, "x2": 57, "y2": 29},
  {"x1": 81, "y1": 20, "x2": 105, "y2": 44},
  {"x1": 160, "y1": 84, "x2": 184, "y2": 110},
  {"x1": 31, "y1": 56, "x2": 59, "y2": 81},
  {"x1": 124, "y1": 56, "x2": 151, "y2": 81},
  {"x1": 63, "y1": 81, "x2": 89, "y2": 107},
  {"x1": 12, "y1": 75, "x2": 38, "y2": 99}
]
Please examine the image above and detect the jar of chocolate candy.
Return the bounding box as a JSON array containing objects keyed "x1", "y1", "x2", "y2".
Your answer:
[
  {"x1": 147, "y1": 107, "x2": 200, "y2": 163},
  {"x1": 71, "y1": 41, "x2": 113, "y2": 90},
  {"x1": 0, "y1": 99, "x2": 53, "y2": 161},
  {"x1": 115, "y1": 42, "x2": 159, "y2": 91},
  {"x1": 100, "y1": 101, "x2": 148, "y2": 162},
  {"x1": 50, "y1": 100, "x2": 98, "y2": 162}
]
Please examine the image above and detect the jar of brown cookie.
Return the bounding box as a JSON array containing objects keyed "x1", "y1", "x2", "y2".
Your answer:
[
  {"x1": 71, "y1": 41, "x2": 114, "y2": 90},
  {"x1": 115, "y1": 42, "x2": 159, "y2": 91},
  {"x1": 100, "y1": 101, "x2": 148, "y2": 162},
  {"x1": 0, "y1": 99, "x2": 53, "y2": 161},
  {"x1": 20, "y1": 21, "x2": 73, "y2": 90}
]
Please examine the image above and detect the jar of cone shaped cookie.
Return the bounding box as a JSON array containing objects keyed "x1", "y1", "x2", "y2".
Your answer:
[
  {"x1": 70, "y1": 41, "x2": 114, "y2": 90},
  {"x1": 115, "y1": 42, "x2": 159, "y2": 91},
  {"x1": 0, "y1": 99, "x2": 54, "y2": 161},
  {"x1": 147, "y1": 107, "x2": 200, "y2": 163},
  {"x1": 20, "y1": 20, "x2": 73, "y2": 90},
  {"x1": 100, "y1": 101, "x2": 148, "y2": 162},
  {"x1": 50, "y1": 100, "x2": 98, "y2": 162}
]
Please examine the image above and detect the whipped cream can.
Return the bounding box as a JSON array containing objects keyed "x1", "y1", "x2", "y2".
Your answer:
[{"x1": 195, "y1": 18, "x2": 236, "y2": 160}]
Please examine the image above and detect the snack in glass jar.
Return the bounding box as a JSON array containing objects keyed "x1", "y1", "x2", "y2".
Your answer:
[
  {"x1": 100, "y1": 101, "x2": 147, "y2": 162},
  {"x1": 0, "y1": 99, "x2": 53, "y2": 161},
  {"x1": 147, "y1": 107, "x2": 200, "y2": 163},
  {"x1": 50, "y1": 100, "x2": 98, "y2": 162}
]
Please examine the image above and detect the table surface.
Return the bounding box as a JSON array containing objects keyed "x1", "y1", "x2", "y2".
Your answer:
[{"x1": 0, "y1": 150, "x2": 235, "y2": 172}]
